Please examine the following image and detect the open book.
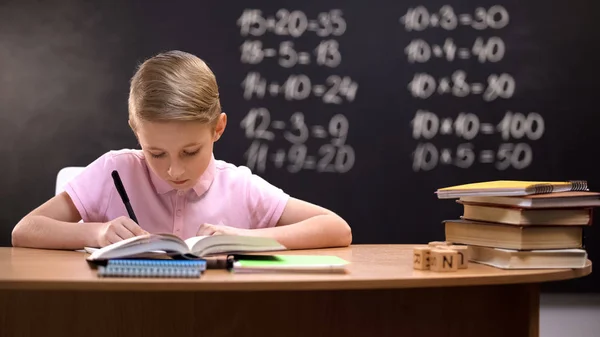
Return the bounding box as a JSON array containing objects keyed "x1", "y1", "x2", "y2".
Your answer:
[{"x1": 85, "y1": 233, "x2": 287, "y2": 261}]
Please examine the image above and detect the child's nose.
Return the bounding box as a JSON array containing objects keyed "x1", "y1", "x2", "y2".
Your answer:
[{"x1": 167, "y1": 161, "x2": 185, "y2": 179}]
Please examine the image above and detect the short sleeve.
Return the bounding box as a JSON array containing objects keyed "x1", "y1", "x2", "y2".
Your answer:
[
  {"x1": 64, "y1": 151, "x2": 116, "y2": 223},
  {"x1": 245, "y1": 171, "x2": 290, "y2": 229}
]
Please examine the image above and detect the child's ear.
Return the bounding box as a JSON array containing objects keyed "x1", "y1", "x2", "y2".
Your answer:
[{"x1": 214, "y1": 113, "x2": 227, "y2": 141}]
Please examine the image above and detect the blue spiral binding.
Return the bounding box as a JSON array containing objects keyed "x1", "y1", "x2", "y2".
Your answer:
[{"x1": 97, "y1": 259, "x2": 206, "y2": 278}]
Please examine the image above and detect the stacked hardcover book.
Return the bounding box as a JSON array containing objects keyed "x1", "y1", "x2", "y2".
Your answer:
[{"x1": 435, "y1": 180, "x2": 599, "y2": 269}]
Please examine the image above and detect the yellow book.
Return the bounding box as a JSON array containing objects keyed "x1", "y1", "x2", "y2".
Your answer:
[{"x1": 436, "y1": 180, "x2": 588, "y2": 199}]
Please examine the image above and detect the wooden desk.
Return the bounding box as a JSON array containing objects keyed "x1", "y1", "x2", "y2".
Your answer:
[{"x1": 0, "y1": 245, "x2": 591, "y2": 337}]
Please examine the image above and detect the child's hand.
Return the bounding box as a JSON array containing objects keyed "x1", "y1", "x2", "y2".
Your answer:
[
  {"x1": 96, "y1": 216, "x2": 148, "y2": 247},
  {"x1": 196, "y1": 223, "x2": 250, "y2": 236}
]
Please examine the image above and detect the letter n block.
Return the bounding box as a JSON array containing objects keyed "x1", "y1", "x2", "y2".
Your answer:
[
  {"x1": 430, "y1": 249, "x2": 459, "y2": 272},
  {"x1": 413, "y1": 247, "x2": 431, "y2": 270}
]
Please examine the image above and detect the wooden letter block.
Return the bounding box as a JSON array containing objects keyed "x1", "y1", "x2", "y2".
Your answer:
[
  {"x1": 448, "y1": 245, "x2": 469, "y2": 269},
  {"x1": 429, "y1": 249, "x2": 459, "y2": 272},
  {"x1": 413, "y1": 247, "x2": 431, "y2": 270}
]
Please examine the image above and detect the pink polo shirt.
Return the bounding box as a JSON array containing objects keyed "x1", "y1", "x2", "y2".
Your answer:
[{"x1": 64, "y1": 149, "x2": 290, "y2": 239}]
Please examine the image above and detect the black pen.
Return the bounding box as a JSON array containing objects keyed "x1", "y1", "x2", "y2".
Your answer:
[{"x1": 111, "y1": 170, "x2": 139, "y2": 224}]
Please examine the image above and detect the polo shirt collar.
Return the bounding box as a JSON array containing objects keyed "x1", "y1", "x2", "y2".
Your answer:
[{"x1": 192, "y1": 154, "x2": 216, "y2": 197}]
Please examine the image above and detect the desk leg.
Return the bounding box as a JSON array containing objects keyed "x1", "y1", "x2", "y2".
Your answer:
[{"x1": 0, "y1": 283, "x2": 539, "y2": 337}]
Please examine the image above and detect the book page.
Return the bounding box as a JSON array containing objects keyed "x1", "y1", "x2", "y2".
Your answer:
[
  {"x1": 184, "y1": 236, "x2": 210, "y2": 251},
  {"x1": 182, "y1": 235, "x2": 287, "y2": 257},
  {"x1": 87, "y1": 233, "x2": 189, "y2": 261}
]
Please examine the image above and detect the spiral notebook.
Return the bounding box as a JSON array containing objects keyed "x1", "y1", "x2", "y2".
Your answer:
[
  {"x1": 97, "y1": 259, "x2": 206, "y2": 278},
  {"x1": 436, "y1": 180, "x2": 588, "y2": 199}
]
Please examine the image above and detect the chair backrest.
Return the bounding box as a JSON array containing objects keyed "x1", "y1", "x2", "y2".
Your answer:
[{"x1": 55, "y1": 167, "x2": 85, "y2": 195}]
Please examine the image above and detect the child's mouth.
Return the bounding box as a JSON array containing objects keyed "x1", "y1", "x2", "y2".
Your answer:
[{"x1": 172, "y1": 179, "x2": 189, "y2": 185}]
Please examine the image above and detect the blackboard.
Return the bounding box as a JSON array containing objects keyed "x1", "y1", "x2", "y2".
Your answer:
[{"x1": 1, "y1": 0, "x2": 599, "y2": 292}]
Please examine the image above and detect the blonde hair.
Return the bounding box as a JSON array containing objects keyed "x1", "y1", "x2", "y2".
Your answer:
[{"x1": 128, "y1": 50, "x2": 221, "y2": 129}]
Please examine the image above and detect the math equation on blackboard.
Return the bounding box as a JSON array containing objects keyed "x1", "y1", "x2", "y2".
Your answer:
[
  {"x1": 237, "y1": 8, "x2": 356, "y2": 174},
  {"x1": 403, "y1": 5, "x2": 545, "y2": 172},
  {"x1": 235, "y1": 5, "x2": 545, "y2": 174}
]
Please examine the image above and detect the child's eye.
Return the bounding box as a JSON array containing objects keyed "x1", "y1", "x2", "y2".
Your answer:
[
  {"x1": 183, "y1": 149, "x2": 200, "y2": 157},
  {"x1": 150, "y1": 152, "x2": 166, "y2": 159}
]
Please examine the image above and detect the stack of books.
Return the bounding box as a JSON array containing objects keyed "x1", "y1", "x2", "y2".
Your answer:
[
  {"x1": 435, "y1": 180, "x2": 599, "y2": 269},
  {"x1": 85, "y1": 233, "x2": 349, "y2": 277},
  {"x1": 86, "y1": 233, "x2": 287, "y2": 278}
]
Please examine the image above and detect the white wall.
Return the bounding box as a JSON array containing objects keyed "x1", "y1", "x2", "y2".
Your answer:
[{"x1": 540, "y1": 293, "x2": 600, "y2": 337}]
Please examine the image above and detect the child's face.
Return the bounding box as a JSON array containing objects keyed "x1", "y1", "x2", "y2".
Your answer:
[{"x1": 133, "y1": 115, "x2": 226, "y2": 190}]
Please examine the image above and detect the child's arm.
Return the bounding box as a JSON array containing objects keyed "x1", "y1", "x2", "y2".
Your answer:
[
  {"x1": 254, "y1": 197, "x2": 352, "y2": 249},
  {"x1": 198, "y1": 198, "x2": 352, "y2": 249},
  {"x1": 12, "y1": 192, "x2": 146, "y2": 249}
]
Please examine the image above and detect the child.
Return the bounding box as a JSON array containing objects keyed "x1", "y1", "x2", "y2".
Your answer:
[{"x1": 12, "y1": 50, "x2": 352, "y2": 250}]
